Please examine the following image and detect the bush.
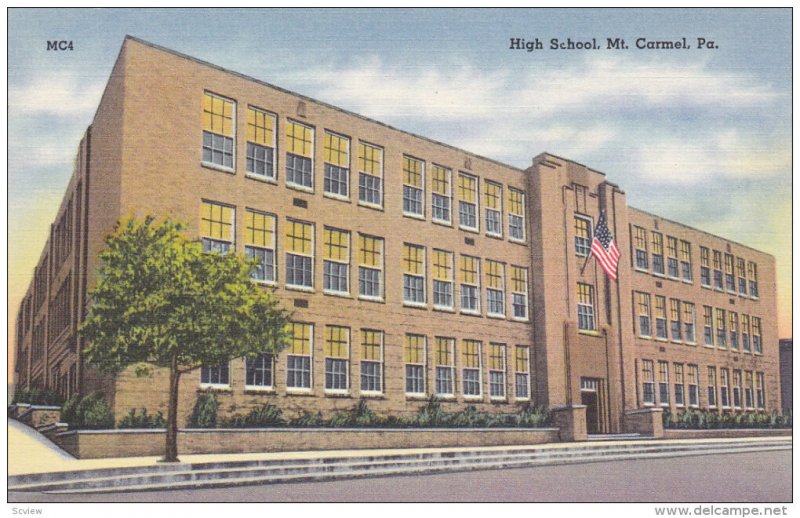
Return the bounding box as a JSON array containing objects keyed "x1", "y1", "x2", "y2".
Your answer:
[
  {"x1": 118, "y1": 408, "x2": 166, "y2": 429},
  {"x1": 329, "y1": 399, "x2": 385, "y2": 427},
  {"x1": 189, "y1": 393, "x2": 218, "y2": 428},
  {"x1": 664, "y1": 409, "x2": 793, "y2": 430},
  {"x1": 289, "y1": 411, "x2": 324, "y2": 427},
  {"x1": 61, "y1": 392, "x2": 114, "y2": 429},
  {"x1": 225, "y1": 403, "x2": 286, "y2": 428},
  {"x1": 12, "y1": 386, "x2": 64, "y2": 406}
]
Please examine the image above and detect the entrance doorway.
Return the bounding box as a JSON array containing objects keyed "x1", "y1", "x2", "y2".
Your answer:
[{"x1": 580, "y1": 377, "x2": 602, "y2": 434}]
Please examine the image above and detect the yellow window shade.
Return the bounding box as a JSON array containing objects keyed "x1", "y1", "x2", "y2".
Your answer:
[
  {"x1": 359, "y1": 235, "x2": 382, "y2": 267},
  {"x1": 403, "y1": 156, "x2": 423, "y2": 187},
  {"x1": 324, "y1": 228, "x2": 349, "y2": 261},
  {"x1": 432, "y1": 250, "x2": 453, "y2": 281},
  {"x1": 202, "y1": 93, "x2": 234, "y2": 137},
  {"x1": 655, "y1": 296, "x2": 666, "y2": 318},
  {"x1": 489, "y1": 343, "x2": 505, "y2": 370},
  {"x1": 324, "y1": 132, "x2": 350, "y2": 167},
  {"x1": 577, "y1": 283, "x2": 593, "y2": 305},
  {"x1": 431, "y1": 165, "x2": 450, "y2": 195},
  {"x1": 508, "y1": 189, "x2": 524, "y2": 215},
  {"x1": 404, "y1": 335, "x2": 425, "y2": 363},
  {"x1": 485, "y1": 260, "x2": 503, "y2": 289},
  {"x1": 358, "y1": 142, "x2": 382, "y2": 175},
  {"x1": 652, "y1": 232, "x2": 663, "y2": 254},
  {"x1": 246, "y1": 107, "x2": 275, "y2": 145},
  {"x1": 460, "y1": 255, "x2": 479, "y2": 284},
  {"x1": 511, "y1": 266, "x2": 527, "y2": 293},
  {"x1": 484, "y1": 181, "x2": 502, "y2": 210},
  {"x1": 286, "y1": 121, "x2": 313, "y2": 157},
  {"x1": 325, "y1": 326, "x2": 349, "y2": 358},
  {"x1": 515, "y1": 346, "x2": 529, "y2": 372},
  {"x1": 361, "y1": 330, "x2": 382, "y2": 361},
  {"x1": 458, "y1": 173, "x2": 477, "y2": 203},
  {"x1": 435, "y1": 337, "x2": 453, "y2": 366},
  {"x1": 200, "y1": 201, "x2": 233, "y2": 241},
  {"x1": 288, "y1": 323, "x2": 312, "y2": 355},
  {"x1": 285, "y1": 220, "x2": 312, "y2": 255},
  {"x1": 462, "y1": 340, "x2": 481, "y2": 368},
  {"x1": 245, "y1": 210, "x2": 274, "y2": 248},
  {"x1": 403, "y1": 244, "x2": 424, "y2": 275},
  {"x1": 575, "y1": 217, "x2": 590, "y2": 240}
]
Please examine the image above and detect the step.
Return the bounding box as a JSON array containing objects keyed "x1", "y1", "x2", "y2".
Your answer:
[{"x1": 10, "y1": 439, "x2": 790, "y2": 493}]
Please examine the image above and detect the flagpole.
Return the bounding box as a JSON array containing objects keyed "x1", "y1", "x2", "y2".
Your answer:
[{"x1": 579, "y1": 247, "x2": 592, "y2": 275}]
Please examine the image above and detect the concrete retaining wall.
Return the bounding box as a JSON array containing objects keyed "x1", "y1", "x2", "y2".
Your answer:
[
  {"x1": 663, "y1": 428, "x2": 792, "y2": 439},
  {"x1": 54, "y1": 427, "x2": 561, "y2": 459}
]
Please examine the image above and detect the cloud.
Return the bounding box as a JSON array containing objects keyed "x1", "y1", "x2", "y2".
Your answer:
[{"x1": 9, "y1": 72, "x2": 106, "y2": 117}]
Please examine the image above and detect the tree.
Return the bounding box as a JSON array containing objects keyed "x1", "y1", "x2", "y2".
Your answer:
[{"x1": 79, "y1": 216, "x2": 290, "y2": 462}]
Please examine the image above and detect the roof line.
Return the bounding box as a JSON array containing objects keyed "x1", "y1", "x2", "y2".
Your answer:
[{"x1": 123, "y1": 35, "x2": 526, "y2": 174}]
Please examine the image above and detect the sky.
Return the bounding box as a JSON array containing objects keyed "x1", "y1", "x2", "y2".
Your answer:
[{"x1": 7, "y1": 8, "x2": 792, "y2": 380}]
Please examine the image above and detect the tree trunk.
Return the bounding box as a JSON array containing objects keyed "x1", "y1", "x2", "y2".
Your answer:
[{"x1": 162, "y1": 358, "x2": 181, "y2": 462}]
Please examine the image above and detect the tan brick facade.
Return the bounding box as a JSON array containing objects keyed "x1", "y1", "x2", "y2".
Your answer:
[{"x1": 13, "y1": 37, "x2": 781, "y2": 432}]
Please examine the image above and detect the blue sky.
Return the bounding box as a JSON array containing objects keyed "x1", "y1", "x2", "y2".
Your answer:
[{"x1": 7, "y1": 8, "x2": 792, "y2": 343}]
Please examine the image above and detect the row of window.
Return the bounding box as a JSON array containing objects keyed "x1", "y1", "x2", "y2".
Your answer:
[
  {"x1": 629, "y1": 225, "x2": 760, "y2": 298},
  {"x1": 200, "y1": 324, "x2": 533, "y2": 401},
  {"x1": 200, "y1": 200, "x2": 530, "y2": 319},
  {"x1": 201, "y1": 93, "x2": 527, "y2": 242},
  {"x1": 633, "y1": 292, "x2": 763, "y2": 353},
  {"x1": 641, "y1": 359, "x2": 766, "y2": 410}
]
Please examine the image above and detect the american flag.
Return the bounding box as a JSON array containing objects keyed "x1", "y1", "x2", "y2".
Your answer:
[{"x1": 591, "y1": 213, "x2": 620, "y2": 281}]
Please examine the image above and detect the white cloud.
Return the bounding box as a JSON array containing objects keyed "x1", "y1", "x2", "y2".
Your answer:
[{"x1": 9, "y1": 72, "x2": 106, "y2": 117}]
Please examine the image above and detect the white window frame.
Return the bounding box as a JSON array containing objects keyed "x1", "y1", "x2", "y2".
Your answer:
[
  {"x1": 323, "y1": 130, "x2": 351, "y2": 201},
  {"x1": 357, "y1": 141, "x2": 384, "y2": 209},
  {"x1": 460, "y1": 255, "x2": 481, "y2": 315},
  {"x1": 286, "y1": 323, "x2": 314, "y2": 393},
  {"x1": 642, "y1": 360, "x2": 655, "y2": 406},
  {"x1": 201, "y1": 91, "x2": 236, "y2": 173},
  {"x1": 508, "y1": 188, "x2": 526, "y2": 243},
  {"x1": 431, "y1": 164, "x2": 452, "y2": 226},
  {"x1": 322, "y1": 227, "x2": 350, "y2": 296},
  {"x1": 324, "y1": 326, "x2": 350, "y2": 395},
  {"x1": 358, "y1": 234, "x2": 384, "y2": 302},
  {"x1": 514, "y1": 345, "x2": 531, "y2": 401},
  {"x1": 360, "y1": 330, "x2": 384, "y2": 396},
  {"x1": 462, "y1": 340, "x2": 483, "y2": 399},
  {"x1": 434, "y1": 337, "x2": 456, "y2": 398},
  {"x1": 484, "y1": 180, "x2": 503, "y2": 238},
  {"x1": 245, "y1": 105, "x2": 277, "y2": 181},
  {"x1": 402, "y1": 155, "x2": 425, "y2": 219},
  {"x1": 245, "y1": 354, "x2": 274, "y2": 391},
  {"x1": 488, "y1": 343, "x2": 507, "y2": 400},
  {"x1": 200, "y1": 362, "x2": 230, "y2": 388},
  {"x1": 458, "y1": 172, "x2": 479, "y2": 232},
  {"x1": 574, "y1": 214, "x2": 593, "y2": 257},
  {"x1": 486, "y1": 260, "x2": 506, "y2": 318},
  {"x1": 432, "y1": 249, "x2": 454, "y2": 311},
  {"x1": 404, "y1": 334, "x2": 427, "y2": 397},
  {"x1": 285, "y1": 219, "x2": 315, "y2": 292},
  {"x1": 285, "y1": 119, "x2": 315, "y2": 192},
  {"x1": 244, "y1": 209, "x2": 277, "y2": 286},
  {"x1": 402, "y1": 244, "x2": 427, "y2": 308}
]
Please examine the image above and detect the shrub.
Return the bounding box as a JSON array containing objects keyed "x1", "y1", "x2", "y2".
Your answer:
[
  {"x1": 289, "y1": 410, "x2": 324, "y2": 427},
  {"x1": 414, "y1": 396, "x2": 449, "y2": 427},
  {"x1": 60, "y1": 395, "x2": 81, "y2": 425},
  {"x1": 189, "y1": 393, "x2": 218, "y2": 428},
  {"x1": 515, "y1": 405, "x2": 551, "y2": 427},
  {"x1": 60, "y1": 392, "x2": 114, "y2": 429},
  {"x1": 225, "y1": 403, "x2": 286, "y2": 428},
  {"x1": 329, "y1": 399, "x2": 385, "y2": 428},
  {"x1": 118, "y1": 408, "x2": 166, "y2": 429},
  {"x1": 12, "y1": 386, "x2": 64, "y2": 406},
  {"x1": 664, "y1": 409, "x2": 792, "y2": 430}
]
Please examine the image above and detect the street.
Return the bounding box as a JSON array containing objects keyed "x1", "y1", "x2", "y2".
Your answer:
[{"x1": 8, "y1": 450, "x2": 791, "y2": 503}]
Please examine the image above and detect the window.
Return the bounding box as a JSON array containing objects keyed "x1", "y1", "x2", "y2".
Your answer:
[
  {"x1": 655, "y1": 296, "x2": 668, "y2": 340},
  {"x1": 669, "y1": 299, "x2": 682, "y2": 342},
  {"x1": 741, "y1": 314, "x2": 751, "y2": 352},
  {"x1": 658, "y1": 361, "x2": 670, "y2": 406},
  {"x1": 287, "y1": 323, "x2": 313, "y2": 390},
  {"x1": 511, "y1": 266, "x2": 529, "y2": 320},
  {"x1": 431, "y1": 165, "x2": 452, "y2": 224},
  {"x1": 458, "y1": 172, "x2": 479, "y2": 231},
  {"x1": 358, "y1": 234, "x2": 383, "y2": 300},
  {"x1": 508, "y1": 188, "x2": 526, "y2": 241},
  {"x1": 403, "y1": 156, "x2": 425, "y2": 217},
  {"x1": 729, "y1": 312, "x2": 739, "y2": 351},
  {"x1": 707, "y1": 367, "x2": 717, "y2": 408},
  {"x1": 575, "y1": 215, "x2": 592, "y2": 257},
  {"x1": 323, "y1": 131, "x2": 350, "y2": 198},
  {"x1": 724, "y1": 253, "x2": 736, "y2": 293},
  {"x1": 515, "y1": 345, "x2": 531, "y2": 400},
  {"x1": 683, "y1": 302, "x2": 696, "y2": 344},
  {"x1": 732, "y1": 370, "x2": 742, "y2": 408},
  {"x1": 680, "y1": 240, "x2": 692, "y2": 282},
  {"x1": 674, "y1": 363, "x2": 685, "y2": 407},
  {"x1": 633, "y1": 226, "x2": 648, "y2": 270},
  {"x1": 577, "y1": 283, "x2": 595, "y2": 331},
  {"x1": 404, "y1": 334, "x2": 426, "y2": 395},
  {"x1": 462, "y1": 339, "x2": 482, "y2": 397},
  {"x1": 666, "y1": 237, "x2": 679, "y2": 279},
  {"x1": 285, "y1": 120, "x2": 314, "y2": 189},
  {"x1": 460, "y1": 255, "x2": 481, "y2": 313},
  {"x1": 245, "y1": 106, "x2": 276, "y2": 179},
  {"x1": 403, "y1": 244, "x2": 426, "y2": 305},
  {"x1": 245, "y1": 354, "x2": 273, "y2": 388},
  {"x1": 200, "y1": 363, "x2": 229, "y2": 386},
  {"x1": 713, "y1": 250, "x2": 723, "y2": 290},
  {"x1": 358, "y1": 142, "x2": 383, "y2": 207},
  {"x1": 432, "y1": 250, "x2": 454, "y2": 309},
  {"x1": 484, "y1": 181, "x2": 503, "y2": 237},
  {"x1": 485, "y1": 260, "x2": 505, "y2": 317},
  {"x1": 200, "y1": 200, "x2": 234, "y2": 253},
  {"x1": 285, "y1": 220, "x2": 314, "y2": 289},
  {"x1": 715, "y1": 308, "x2": 727, "y2": 348},
  {"x1": 703, "y1": 306, "x2": 714, "y2": 346},
  {"x1": 323, "y1": 227, "x2": 350, "y2": 294},
  {"x1": 752, "y1": 317, "x2": 762, "y2": 354},
  {"x1": 435, "y1": 337, "x2": 455, "y2": 397},
  {"x1": 747, "y1": 262, "x2": 759, "y2": 298},
  {"x1": 245, "y1": 209, "x2": 276, "y2": 283},
  {"x1": 642, "y1": 360, "x2": 655, "y2": 405},
  {"x1": 756, "y1": 372, "x2": 765, "y2": 409},
  {"x1": 360, "y1": 330, "x2": 383, "y2": 393},
  {"x1": 636, "y1": 292, "x2": 651, "y2": 337},
  {"x1": 700, "y1": 247, "x2": 711, "y2": 287},
  {"x1": 651, "y1": 232, "x2": 665, "y2": 275},
  {"x1": 325, "y1": 326, "x2": 350, "y2": 392},
  {"x1": 744, "y1": 371, "x2": 754, "y2": 409},
  {"x1": 489, "y1": 343, "x2": 507, "y2": 399},
  {"x1": 737, "y1": 258, "x2": 747, "y2": 296},
  {"x1": 720, "y1": 368, "x2": 730, "y2": 408},
  {"x1": 202, "y1": 92, "x2": 235, "y2": 169},
  {"x1": 687, "y1": 365, "x2": 699, "y2": 407}
]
